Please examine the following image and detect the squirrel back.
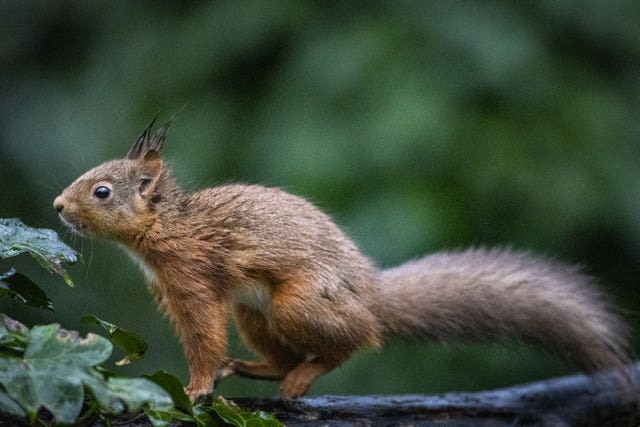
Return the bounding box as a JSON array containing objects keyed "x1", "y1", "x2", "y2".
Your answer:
[{"x1": 53, "y1": 119, "x2": 634, "y2": 399}]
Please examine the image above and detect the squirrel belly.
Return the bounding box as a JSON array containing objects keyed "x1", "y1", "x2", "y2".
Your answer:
[{"x1": 53, "y1": 119, "x2": 633, "y2": 401}]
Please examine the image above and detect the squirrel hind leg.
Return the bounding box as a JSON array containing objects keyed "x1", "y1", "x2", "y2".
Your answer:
[
  {"x1": 218, "y1": 355, "x2": 345, "y2": 399},
  {"x1": 231, "y1": 304, "x2": 306, "y2": 375}
]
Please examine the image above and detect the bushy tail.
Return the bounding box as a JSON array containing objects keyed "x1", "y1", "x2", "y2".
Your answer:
[{"x1": 373, "y1": 248, "x2": 632, "y2": 376}]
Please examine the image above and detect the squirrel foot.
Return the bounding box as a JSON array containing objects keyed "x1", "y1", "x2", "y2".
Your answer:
[
  {"x1": 217, "y1": 358, "x2": 287, "y2": 382},
  {"x1": 280, "y1": 358, "x2": 335, "y2": 399},
  {"x1": 184, "y1": 382, "x2": 213, "y2": 403}
]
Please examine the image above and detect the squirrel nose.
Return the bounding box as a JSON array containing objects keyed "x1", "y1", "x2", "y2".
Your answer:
[{"x1": 53, "y1": 196, "x2": 65, "y2": 213}]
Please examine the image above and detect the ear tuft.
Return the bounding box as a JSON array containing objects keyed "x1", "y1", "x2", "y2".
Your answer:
[
  {"x1": 149, "y1": 121, "x2": 171, "y2": 154},
  {"x1": 127, "y1": 115, "x2": 159, "y2": 160},
  {"x1": 126, "y1": 106, "x2": 185, "y2": 160},
  {"x1": 126, "y1": 114, "x2": 173, "y2": 160}
]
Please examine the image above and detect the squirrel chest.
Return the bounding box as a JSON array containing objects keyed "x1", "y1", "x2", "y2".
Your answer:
[{"x1": 121, "y1": 231, "x2": 274, "y2": 316}]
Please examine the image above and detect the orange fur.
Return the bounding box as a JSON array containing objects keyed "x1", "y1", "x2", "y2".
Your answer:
[{"x1": 53, "y1": 122, "x2": 633, "y2": 400}]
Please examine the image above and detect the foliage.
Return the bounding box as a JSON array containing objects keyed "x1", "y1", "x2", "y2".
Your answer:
[
  {"x1": 0, "y1": 315, "x2": 171, "y2": 424},
  {"x1": 0, "y1": 218, "x2": 75, "y2": 312},
  {"x1": 0, "y1": 269, "x2": 53, "y2": 312},
  {"x1": 145, "y1": 371, "x2": 283, "y2": 427},
  {"x1": 145, "y1": 371, "x2": 282, "y2": 426},
  {"x1": 0, "y1": 311, "x2": 281, "y2": 426},
  {"x1": 82, "y1": 314, "x2": 148, "y2": 366},
  {"x1": 0, "y1": 218, "x2": 77, "y2": 287},
  {"x1": 0, "y1": 218, "x2": 282, "y2": 425}
]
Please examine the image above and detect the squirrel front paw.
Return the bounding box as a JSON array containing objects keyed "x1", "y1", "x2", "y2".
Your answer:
[{"x1": 184, "y1": 383, "x2": 213, "y2": 403}]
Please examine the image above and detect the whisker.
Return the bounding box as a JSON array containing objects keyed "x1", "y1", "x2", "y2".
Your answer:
[{"x1": 85, "y1": 239, "x2": 94, "y2": 282}]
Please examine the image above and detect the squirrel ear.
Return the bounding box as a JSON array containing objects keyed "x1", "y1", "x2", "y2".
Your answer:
[
  {"x1": 138, "y1": 176, "x2": 153, "y2": 198},
  {"x1": 138, "y1": 156, "x2": 163, "y2": 199}
]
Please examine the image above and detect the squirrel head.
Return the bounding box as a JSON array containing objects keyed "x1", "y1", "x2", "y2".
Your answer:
[{"x1": 53, "y1": 118, "x2": 176, "y2": 243}]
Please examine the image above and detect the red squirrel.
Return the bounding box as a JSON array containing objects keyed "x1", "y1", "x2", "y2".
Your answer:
[{"x1": 53, "y1": 118, "x2": 631, "y2": 401}]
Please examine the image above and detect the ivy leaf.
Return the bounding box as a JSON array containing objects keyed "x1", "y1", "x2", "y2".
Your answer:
[
  {"x1": 0, "y1": 268, "x2": 54, "y2": 311},
  {"x1": 108, "y1": 377, "x2": 173, "y2": 412},
  {"x1": 142, "y1": 378, "x2": 284, "y2": 427},
  {"x1": 144, "y1": 407, "x2": 194, "y2": 427},
  {"x1": 0, "y1": 324, "x2": 112, "y2": 424},
  {"x1": 192, "y1": 405, "x2": 218, "y2": 427},
  {"x1": 0, "y1": 218, "x2": 77, "y2": 286},
  {"x1": 0, "y1": 313, "x2": 29, "y2": 353},
  {"x1": 81, "y1": 314, "x2": 148, "y2": 365},
  {"x1": 208, "y1": 398, "x2": 283, "y2": 427},
  {"x1": 84, "y1": 374, "x2": 173, "y2": 416},
  {"x1": 144, "y1": 370, "x2": 192, "y2": 414},
  {"x1": 0, "y1": 389, "x2": 25, "y2": 418}
]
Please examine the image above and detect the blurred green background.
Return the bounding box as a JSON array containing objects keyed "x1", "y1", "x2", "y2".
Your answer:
[{"x1": 1, "y1": 1, "x2": 639, "y2": 397}]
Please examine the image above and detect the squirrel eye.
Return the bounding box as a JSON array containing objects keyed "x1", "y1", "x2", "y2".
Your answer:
[{"x1": 93, "y1": 186, "x2": 111, "y2": 199}]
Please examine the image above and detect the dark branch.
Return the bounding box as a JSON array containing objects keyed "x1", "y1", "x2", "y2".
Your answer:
[
  {"x1": 1, "y1": 362, "x2": 638, "y2": 426},
  {"x1": 235, "y1": 363, "x2": 640, "y2": 426}
]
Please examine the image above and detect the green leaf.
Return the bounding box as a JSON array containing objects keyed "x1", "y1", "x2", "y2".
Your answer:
[
  {"x1": 192, "y1": 405, "x2": 218, "y2": 427},
  {"x1": 0, "y1": 388, "x2": 26, "y2": 418},
  {"x1": 24, "y1": 324, "x2": 112, "y2": 366},
  {"x1": 0, "y1": 313, "x2": 29, "y2": 353},
  {"x1": 0, "y1": 324, "x2": 112, "y2": 424},
  {"x1": 0, "y1": 218, "x2": 77, "y2": 286},
  {"x1": 144, "y1": 370, "x2": 192, "y2": 414},
  {"x1": 145, "y1": 408, "x2": 194, "y2": 427},
  {"x1": 81, "y1": 314, "x2": 148, "y2": 365},
  {"x1": 109, "y1": 377, "x2": 173, "y2": 411},
  {"x1": 85, "y1": 375, "x2": 173, "y2": 415},
  {"x1": 82, "y1": 368, "x2": 126, "y2": 414},
  {"x1": 208, "y1": 398, "x2": 283, "y2": 427},
  {"x1": 0, "y1": 268, "x2": 54, "y2": 311}
]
